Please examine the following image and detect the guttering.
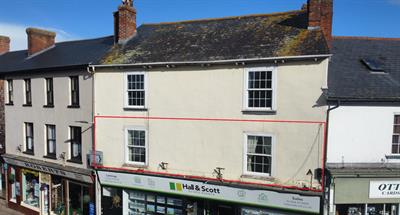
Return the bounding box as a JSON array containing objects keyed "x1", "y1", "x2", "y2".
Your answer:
[{"x1": 91, "y1": 54, "x2": 332, "y2": 69}]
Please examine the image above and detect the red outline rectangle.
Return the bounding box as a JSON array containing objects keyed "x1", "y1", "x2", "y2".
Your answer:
[{"x1": 92, "y1": 115, "x2": 326, "y2": 193}]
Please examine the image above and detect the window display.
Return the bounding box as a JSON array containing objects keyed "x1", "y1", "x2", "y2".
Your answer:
[
  {"x1": 337, "y1": 204, "x2": 399, "y2": 215},
  {"x1": 9, "y1": 167, "x2": 16, "y2": 201},
  {"x1": 22, "y1": 169, "x2": 39, "y2": 208},
  {"x1": 69, "y1": 182, "x2": 90, "y2": 215},
  {"x1": 51, "y1": 176, "x2": 65, "y2": 215},
  {"x1": 125, "y1": 190, "x2": 184, "y2": 215}
]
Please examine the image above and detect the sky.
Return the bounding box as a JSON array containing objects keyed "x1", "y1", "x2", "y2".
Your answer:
[{"x1": 0, "y1": 0, "x2": 399, "y2": 51}]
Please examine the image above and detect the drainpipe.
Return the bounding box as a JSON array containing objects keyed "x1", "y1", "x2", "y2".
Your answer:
[{"x1": 324, "y1": 100, "x2": 340, "y2": 215}]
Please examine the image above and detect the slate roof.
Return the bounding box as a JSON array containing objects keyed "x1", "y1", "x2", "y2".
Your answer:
[
  {"x1": 101, "y1": 10, "x2": 330, "y2": 64},
  {"x1": 0, "y1": 36, "x2": 114, "y2": 74},
  {"x1": 328, "y1": 37, "x2": 400, "y2": 101}
]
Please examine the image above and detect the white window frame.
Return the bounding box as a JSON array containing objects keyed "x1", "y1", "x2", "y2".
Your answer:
[
  {"x1": 125, "y1": 127, "x2": 148, "y2": 166},
  {"x1": 243, "y1": 132, "x2": 275, "y2": 177},
  {"x1": 45, "y1": 124, "x2": 56, "y2": 157},
  {"x1": 24, "y1": 79, "x2": 32, "y2": 105},
  {"x1": 6, "y1": 79, "x2": 13, "y2": 104},
  {"x1": 124, "y1": 72, "x2": 147, "y2": 109},
  {"x1": 392, "y1": 113, "x2": 400, "y2": 155},
  {"x1": 243, "y1": 67, "x2": 277, "y2": 111}
]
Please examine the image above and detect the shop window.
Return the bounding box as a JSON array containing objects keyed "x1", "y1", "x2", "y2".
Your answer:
[
  {"x1": 25, "y1": 122, "x2": 34, "y2": 154},
  {"x1": 392, "y1": 115, "x2": 400, "y2": 154},
  {"x1": 0, "y1": 163, "x2": 5, "y2": 198},
  {"x1": 69, "y1": 126, "x2": 82, "y2": 163},
  {"x1": 336, "y1": 204, "x2": 399, "y2": 215},
  {"x1": 51, "y1": 176, "x2": 65, "y2": 215},
  {"x1": 22, "y1": 169, "x2": 39, "y2": 208},
  {"x1": 68, "y1": 182, "x2": 90, "y2": 215},
  {"x1": 9, "y1": 167, "x2": 17, "y2": 202},
  {"x1": 245, "y1": 133, "x2": 274, "y2": 176},
  {"x1": 126, "y1": 129, "x2": 147, "y2": 165},
  {"x1": 124, "y1": 190, "x2": 184, "y2": 215},
  {"x1": 46, "y1": 124, "x2": 56, "y2": 158}
]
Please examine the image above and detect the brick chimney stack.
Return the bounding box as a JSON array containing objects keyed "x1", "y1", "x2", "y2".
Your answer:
[
  {"x1": 26, "y1": 28, "x2": 56, "y2": 56},
  {"x1": 307, "y1": 0, "x2": 333, "y2": 48},
  {"x1": 114, "y1": 1, "x2": 137, "y2": 44},
  {"x1": 0, "y1": 36, "x2": 10, "y2": 55}
]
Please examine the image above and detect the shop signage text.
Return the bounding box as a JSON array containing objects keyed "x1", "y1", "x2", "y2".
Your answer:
[
  {"x1": 97, "y1": 171, "x2": 320, "y2": 214},
  {"x1": 3, "y1": 157, "x2": 93, "y2": 184},
  {"x1": 370, "y1": 181, "x2": 400, "y2": 198}
]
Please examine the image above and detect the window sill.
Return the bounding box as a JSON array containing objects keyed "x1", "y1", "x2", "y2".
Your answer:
[
  {"x1": 123, "y1": 107, "x2": 148, "y2": 111},
  {"x1": 5, "y1": 103, "x2": 13, "y2": 106},
  {"x1": 67, "y1": 105, "x2": 80, "y2": 109},
  {"x1": 22, "y1": 151, "x2": 34, "y2": 156},
  {"x1": 241, "y1": 174, "x2": 273, "y2": 181},
  {"x1": 22, "y1": 104, "x2": 32, "y2": 107},
  {"x1": 21, "y1": 202, "x2": 40, "y2": 212},
  {"x1": 242, "y1": 109, "x2": 276, "y2": 115},
  {"x1": 385, "y1": 154, "x2": 400, "y2": 159},
  {"x1": 67, "y1": 159, "x2": 83, "y2": 164},
  {"x1": 43, "y1": 155, "x2": 57, "y2": 160},
  {"x1": 43, "y1": 105, "x2": 54, "y2": 108},
  {"x1": 123, "y1": 163, "x2": 148, "y2": 168}
]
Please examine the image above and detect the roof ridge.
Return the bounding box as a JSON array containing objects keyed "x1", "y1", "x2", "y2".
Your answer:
[
  {"x1": 55, "y1": 35, "x2": 114, "y2": 45},
  {"x1": 142, "y1": 10, "x2": 304, "y2": 26},
  {"x1": 334, "y1": 36, "x2": 400, "y2": 41}
]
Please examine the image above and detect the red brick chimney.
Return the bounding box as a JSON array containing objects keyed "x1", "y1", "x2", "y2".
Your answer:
[
  {"x1": 26, "y1": 28, "x2": 56, "y2": 56},
  {"x1": 0, "y1": 36, "x2": 10, "y2": 55},
  {"x1": 114, "y1": 1, "x2": 137, "y2": 44},
  {"x1": 307, "y1": 0, "x2": 333, "y2": 48}
]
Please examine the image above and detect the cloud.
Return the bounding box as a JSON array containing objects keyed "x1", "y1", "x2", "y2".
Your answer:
[
  {"x1": 0, "y1": 22, "x2": 78, "y2": 51},
  {"x1": 388, "y1": 0, "x2": 400, "y2": 5}
]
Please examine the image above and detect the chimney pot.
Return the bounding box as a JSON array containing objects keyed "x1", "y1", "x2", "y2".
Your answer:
[
  {"x1": 114, "y1": 3, "x2": 137, "y2": 44},
  {"x1": 26, "y1": 27, "x2": 56, "y2": 56},
  {"x1": 307, "y1": 0, "x2": 333, "y2": 48},
  {"x1": 0, "y1": 35, "x2": 10, "y2": 55}
]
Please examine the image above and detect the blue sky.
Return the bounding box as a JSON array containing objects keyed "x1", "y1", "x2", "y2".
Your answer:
[{"x1": 0, "y1": 0, "x2": 399, "y2": 50}]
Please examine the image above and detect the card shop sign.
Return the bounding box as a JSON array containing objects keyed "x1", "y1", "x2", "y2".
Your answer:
[{"x1": 370, "y1": 181, "x2": 400, "y2": 198}]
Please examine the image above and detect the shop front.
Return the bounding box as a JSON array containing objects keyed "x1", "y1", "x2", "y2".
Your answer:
[
  {"x1": 2, "y1": 154, "x2": 95, "y2": 215},
  {"x1": 0, "y1": 158, "x2": 6, "y2": 199},
  {"x1": 97, "y1": 170, "x2": 321, "y2": 215},
  {"x1": 330, "y1": 177, "x2": 400, "y2": 215}
]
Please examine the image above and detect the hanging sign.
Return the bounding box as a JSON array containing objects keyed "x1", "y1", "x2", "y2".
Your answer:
[{"x1": 97, "y1": 171, "x2": 320, "y2": 214}]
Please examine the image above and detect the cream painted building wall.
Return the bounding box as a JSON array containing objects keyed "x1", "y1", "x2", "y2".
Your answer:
[
  {"x1": 4, "y1": 70, "x2": 93, "y2": 168},
  {"x1": 94, "y1": 59, "x2": 328, "y2": 188}
]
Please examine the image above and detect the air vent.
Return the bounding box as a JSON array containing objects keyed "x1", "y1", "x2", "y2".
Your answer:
[{"x1": 361, "y1": 58, "x2": 385, "y2": 72}]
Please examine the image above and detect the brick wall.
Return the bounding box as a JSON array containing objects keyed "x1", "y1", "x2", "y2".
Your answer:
[
  {"x1": 26, "y1": 28, "x2": 56, "y2": 56},
  {"x1": 114, "y1": 4, "x2": 137, "y2": 43}
]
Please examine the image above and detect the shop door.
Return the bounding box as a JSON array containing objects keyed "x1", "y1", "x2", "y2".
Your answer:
[
  {"x1": 101, "y1": 187, "x2": 123, "y2": 215},
  {"x1": 216, "y1": 205, "x2": 235, "y2": 215}
]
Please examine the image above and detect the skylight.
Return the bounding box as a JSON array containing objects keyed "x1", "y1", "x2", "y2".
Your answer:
[{"x1": 361, "y1": 58, "x2": 385, "y2": 72}]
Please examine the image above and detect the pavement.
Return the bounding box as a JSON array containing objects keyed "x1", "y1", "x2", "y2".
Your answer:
[{"x1": 0, "y1": 198, "x2": 24, "y2": 215}]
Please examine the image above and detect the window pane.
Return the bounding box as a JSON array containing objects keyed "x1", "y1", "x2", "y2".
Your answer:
[
  {"x1": 392, "y1": 144, "x2": 400, "y2": 154},
  {"x1": 394, "y1": 125, "x2": 400, "y2": 134},
  {"x1": 394, "y1": 115, "x2": 400, "y2": 124},
  {"x1": 393, "y1": 135, "x2": 399, "y2": 144}
]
